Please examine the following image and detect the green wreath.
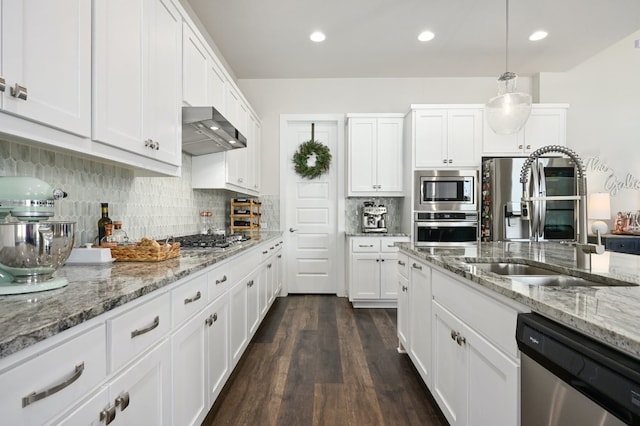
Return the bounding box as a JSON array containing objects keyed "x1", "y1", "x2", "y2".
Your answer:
[{"x1": 292, "y1": 139, "x2": 332, "y2": 179}]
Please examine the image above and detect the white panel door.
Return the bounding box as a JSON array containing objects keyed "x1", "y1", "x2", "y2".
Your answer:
[{"x1": 283, "y1": 118, "x2": 339, "y2": 294}]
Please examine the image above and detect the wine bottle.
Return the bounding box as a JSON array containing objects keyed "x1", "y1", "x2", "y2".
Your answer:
[{"x1": 98, "y1": 203, "x2": 112, "y2": 243}]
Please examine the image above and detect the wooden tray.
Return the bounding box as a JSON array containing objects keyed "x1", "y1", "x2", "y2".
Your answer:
[{"x1": 110, "y1": 242, "x2": 181, "y2": 262}]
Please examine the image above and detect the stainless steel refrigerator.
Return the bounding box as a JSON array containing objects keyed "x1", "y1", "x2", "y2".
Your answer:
[{"x1": 481, "y1": 157, "x2": 578, "y2": 242}]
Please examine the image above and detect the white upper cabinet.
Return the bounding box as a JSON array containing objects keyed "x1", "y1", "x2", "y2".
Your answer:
[
  {"x1": 482, "y1": 104, "x2": 568, "y2": 156},
  {"x1": 182, "y1": 23, "x2": 226, "y2": 111},
  {"x1": 347, "y1": 115, "x2": 404, "y2": 196},
  {"x1": 93, "y1": 0, "x2": 182, "y2": 167},
  {"x1": 1, "y1": 0, "x2": 91, "y2": 137},
  {"x1": 413, "y1": 106, "x2": 483, "y2": 168}
]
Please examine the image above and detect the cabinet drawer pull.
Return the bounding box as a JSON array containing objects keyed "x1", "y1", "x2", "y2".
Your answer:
[
  {"x1": 247, "y1": 280, "x2": 254, "y2": 287},
  {"x1": 10, "y1": 83, "x2": 27, "y2": 100},
  {"x1": 277, "y1": 254, "x2": 282, "y2": 258},
  {"x1": 262, "y1": 250, "x2": 268, "y2": 254},
  {"x1": 100, "y1": 405, "x2": 117, "y2": 425},
  {"x1": 215, "y1": 275, "x2": 227, "y2": 285},
  {"x1": 412, "y1": 263, "x2": 422, "y2": 270},
  {"x1": 130, "y1": 316, "x2": 159, "y2": 338},
  {"x1": 268, "y1": 263, "x2": 272, "y2": 268},
  {"x1": 359, "y1": 244, "x2": 374, "y2": 248},
  {"x1": 398, "y1": 260, "x2": 406, "y2": 266},
  {"x1": 456, "y1": 334, "x2": 466, "y2": 346},
  {"x1": 22, "y1": 362, "x2": 85, "y2": 407},
  {"x1": 0, "y1": 76, "x2": 5, "y2": 92},
  {"x1": 184, "y1": 291, "x2": 202, "y2": 305},
  {"x1": 115, "y1": 392, "x2": 130, "y2": 411},
  {"x1": 402, "y1": 285, "x2": 408, "y2": 292}
]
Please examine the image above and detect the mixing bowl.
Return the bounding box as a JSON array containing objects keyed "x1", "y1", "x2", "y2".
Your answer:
[{"x1": 0, "y1": 221, "x2": 75, "y2": 283}]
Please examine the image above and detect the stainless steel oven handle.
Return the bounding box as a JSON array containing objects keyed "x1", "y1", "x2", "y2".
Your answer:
[{"x1": 415, "y1": 221, "x2": 479, "y2": 228}]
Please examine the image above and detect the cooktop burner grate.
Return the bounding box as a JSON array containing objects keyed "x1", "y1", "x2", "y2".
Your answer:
[{"x1": 173, "y1": 234, "x2": 251, "y2": 249}]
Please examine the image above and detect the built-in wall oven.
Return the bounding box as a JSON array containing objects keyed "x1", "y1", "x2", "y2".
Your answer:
[
  {"x1": 414, "y1": 211, "x2": 479, "y2": 246},
  {"x1": 413, "y1": 170, "x2": 479, "y2": 246}
]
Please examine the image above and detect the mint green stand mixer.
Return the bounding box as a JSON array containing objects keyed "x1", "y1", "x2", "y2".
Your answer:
[{"x1": 0, "y1": 177, "x2": 75, "y2": 295}]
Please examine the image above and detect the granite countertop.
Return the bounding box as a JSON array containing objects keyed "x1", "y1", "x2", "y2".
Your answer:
[
  {"x1": 398, "y1": 241, "x2": 640, "y2": 359},
  {"x1": 0, "y1": 231, "x2": 283, "y2": 360}
]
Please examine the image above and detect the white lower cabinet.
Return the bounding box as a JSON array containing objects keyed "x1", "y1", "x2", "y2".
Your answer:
[
  {"x1": 0, "y1": 324, "x2": 106, "y2": 426},
  {"x1": 0, "y1": 237, "x2": 284, "y2": 426},
  {"x1": 431, "y1": 268, "x2": 523, "y2": 426},
  {"x1": 396, "y1": 253, "x2": 409, "y2": 351},
  {"x1": 348, "y1": 236, "x2": 409, "y2": 307},
  {"x1": 51, "y1": 338, "x2": 171, "y2": 426},
  {"x1": 408, "y1": 258, "x2": 432, "y2": 387},
  {"x1": 230, "y1": 277, "x2": 248, "y2": 365}
]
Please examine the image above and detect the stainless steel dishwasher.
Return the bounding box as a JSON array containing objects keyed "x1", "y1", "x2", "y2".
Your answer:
[{"x1": 516, "y1": 313, "x2": 640, "y2": 425}]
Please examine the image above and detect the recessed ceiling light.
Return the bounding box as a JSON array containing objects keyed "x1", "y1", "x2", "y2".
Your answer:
[
  {"x1": 418, "y1": 31, "x2": 435, "y2": 42},
  {"x1": 529, "y1": 31, "x2": 548, "y2": 41},
  {"x1": 310, "y1": 31, "x2": 326, "y2": 42}
]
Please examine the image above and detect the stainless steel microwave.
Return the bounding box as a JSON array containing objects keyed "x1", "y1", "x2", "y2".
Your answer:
[{"x1": 414, "y1": 170, "x2": 478, "y2": 212}]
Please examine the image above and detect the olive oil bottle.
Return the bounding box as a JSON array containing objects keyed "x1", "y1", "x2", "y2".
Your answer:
[{"x1": 97, "y1": 203, "x2": 112, "y2": 243}]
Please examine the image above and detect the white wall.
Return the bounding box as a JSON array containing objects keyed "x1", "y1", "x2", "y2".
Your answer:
[
  {"x1": 539, "y1": 29, "x2": 640, "y2": 213},
  {"x1": 238, "y1": 77, "x2": 533, "y2": 194}
]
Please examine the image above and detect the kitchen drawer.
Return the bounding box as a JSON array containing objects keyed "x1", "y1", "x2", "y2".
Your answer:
[
  {"x1": 380, "y1": 237, "x2": 409, "y2": 253},
  {"x1": 351, "y1": 237, "x2": 380, "y2": 253},
  {"x1": 606, "y1": 239, "x2": 640, "y2": 254},
  {"x1": 107, "y1": 292, "x2": 171, "y2": 373},
  {"x1": 0, "y1": 324, "x2": 106, "y2": 425},
  {"x1": 397, "y1": 252, "x2": 409, "y2": 278},
  {"x1": 432, "y1": 268, "x2": 521, "y2": 359},
  {"x1": 209, "y1": 247, "x2": 260, "y2": 301},
  {"x1": 172, "y1": 271, "x2": 209, "y2": 327}
]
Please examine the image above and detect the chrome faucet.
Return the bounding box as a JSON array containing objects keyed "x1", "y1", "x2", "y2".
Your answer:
[{"x1": 519, "y1": 145, "x2": 604, "y2": 270}]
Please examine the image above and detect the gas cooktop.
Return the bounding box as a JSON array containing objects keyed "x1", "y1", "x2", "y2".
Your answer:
[{"x1": 173, "y1": 234, "x2": 252, "y2": 249}]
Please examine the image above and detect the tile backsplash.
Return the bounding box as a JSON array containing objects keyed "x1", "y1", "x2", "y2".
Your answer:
[{"x1": 0, "y1": 140, "x2": 280, "y2": 245}]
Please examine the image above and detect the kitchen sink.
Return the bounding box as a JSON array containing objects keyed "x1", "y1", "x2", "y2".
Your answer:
[
  {"x1": 466, "y1": 261, "x2": 638, "y2": 287},
  {"x1": 470, "y1": 262, "x2": 559, "y2": 276}
]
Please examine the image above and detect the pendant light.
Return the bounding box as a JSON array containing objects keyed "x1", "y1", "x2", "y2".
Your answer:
[{"x1": 485, "y1": 0, "x2": 532, "y2": 135}]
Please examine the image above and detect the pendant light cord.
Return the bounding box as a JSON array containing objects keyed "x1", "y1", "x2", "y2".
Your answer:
[{"x1": 505, "y1": 0, "x2": 510, "y2": 72}]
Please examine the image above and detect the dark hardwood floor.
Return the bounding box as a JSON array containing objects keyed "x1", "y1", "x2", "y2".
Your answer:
[{"x1": 203, "y1": 295, "x2": 448, "y2": 426}]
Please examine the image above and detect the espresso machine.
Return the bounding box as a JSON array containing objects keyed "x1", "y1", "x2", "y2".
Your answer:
[{"x1": 362, "y1": 201, "x2": 388, "y2": 233}]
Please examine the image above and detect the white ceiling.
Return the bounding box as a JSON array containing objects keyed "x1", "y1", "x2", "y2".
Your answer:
[{"x1": 184, "y1": 0, "x2": 640, "y2": 80}]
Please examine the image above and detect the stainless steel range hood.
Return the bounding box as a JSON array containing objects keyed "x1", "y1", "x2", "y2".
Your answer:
[{"x1": 182, "y1": 106, "x2": 247, "y2": 155}]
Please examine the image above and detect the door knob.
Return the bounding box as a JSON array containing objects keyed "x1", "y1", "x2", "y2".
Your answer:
[{"x1": 289, "y1": 228, "x2": 298, "y2": 232}]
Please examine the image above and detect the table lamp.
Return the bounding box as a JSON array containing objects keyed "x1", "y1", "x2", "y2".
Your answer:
[{"x1": 588, "y1": 193, "x2": 611, "y2": 236}]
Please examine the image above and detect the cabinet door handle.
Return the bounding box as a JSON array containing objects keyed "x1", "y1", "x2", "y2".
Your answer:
[
  {"x1": 518, "y1": 144, "x2": 524, "y2": 149},
  {"x1": 277, "y1": 254, "x2": 282, "y2": 258},
  {"x1": 184, "y1": 291, "x2": 202, "y2": 305},
  {"x1": 448, "y1": 159, "x2": 453, "y2": 164},
  {"x1": 130, "y1": 316, "x2": 160, "y2": 338},
  {"x1": 526, "y1": 145, "x2": 531, "y2": 150},
  {"x1": 10, "y1": 83, "x2": 27, "y2": 100},
  {"x1": 215, "y1": 275, "x2": 227, "y2": 285},
  {"x1": 268, "y1": 263, "x2": 272, "y2": 268},
  {"x1": 154, "y1": 140, "x2": 160, "y2": 150},
  {"x1": 442, "y1": 159, "x2": 447, "y2": 164},
  {"x1": 22, "y1": 362, "x2": 85, "y2": 407},
  {"x1": 0, "y1": 76, "x2": 5, "y2": 92},
  {"x1": 398, "y1": 260, "x2": 406, "y2": 266},
  {"x1": 115, "y1": 392, "x2": 130, "y2": 411},
  {"x1": 402, "y1": 285, "x2": 408, "y2": 292},
  {"x1": 247, "y1": 280, "x2": 254, "y2": 287},
  {"x1": 456, "y1": 334, "x2": 467, "y2": 346},
  {"x1": 450, "y1": 330, "x2": 459, "y2": 341},
  {"x1": 206, "y1": 312, "x2": 219, "y2": 327},
  {"x1": 412, "y1": 263, "x2": 422, "y2": 270},
  {"x1": 100, "y1": 405, "x2": 117, "y2": 425}
]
